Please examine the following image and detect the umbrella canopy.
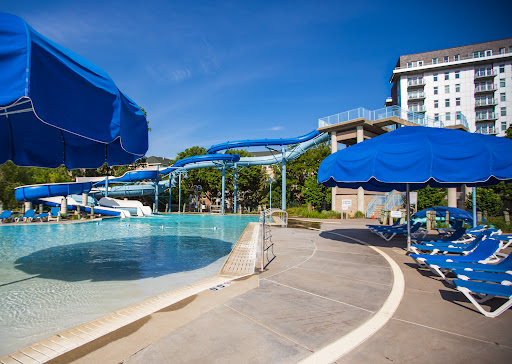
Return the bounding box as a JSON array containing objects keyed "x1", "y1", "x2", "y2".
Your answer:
[
  {"x1": 0, "y1": 12, "x2": 148, "y2": 168},
  {"x1": 318, "y1": 126, "x2": 512, "y2": 192},
  {"x1": 413, "y1": 206, "x2": 474, "y2": 224}
]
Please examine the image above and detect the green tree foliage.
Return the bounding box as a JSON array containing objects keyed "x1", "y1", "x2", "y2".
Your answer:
[
  {"x1": 301, "y1": 175, "x2": 330, "y2": 209},
  {"x1": 506, "y1": 126, "x2": 512, "y2": 140},
  {"x1": 0, "y1": 161, "x2": 71, "y2": 208},
  {"x1": 466, "y1": 187, "x2": 503, "y2": 216},
  {"x1": 417, "y1": 186, "x2": 447, "y2": 210}
]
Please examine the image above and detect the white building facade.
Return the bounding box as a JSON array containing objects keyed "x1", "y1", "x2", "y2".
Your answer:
[{"x1": 389, "y1": 38, "x2": 512, "y2": 136}]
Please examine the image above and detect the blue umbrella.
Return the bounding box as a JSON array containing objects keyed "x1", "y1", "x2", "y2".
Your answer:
[
  {"x1": 318, "y1": 126, "x2": 512, "y2": 250},
  {"x1": 0, "y1": 12, "x2": 148, "y2": 168}
]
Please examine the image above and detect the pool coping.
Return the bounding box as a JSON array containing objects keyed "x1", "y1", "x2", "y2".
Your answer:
[{"x1": 0, "y1": 222, "x2": 261, "y2": 364}]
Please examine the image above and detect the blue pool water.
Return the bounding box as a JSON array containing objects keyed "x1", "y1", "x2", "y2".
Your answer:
[{"x1": 0, "y1": 214, "x2": 258, "y2": 356}]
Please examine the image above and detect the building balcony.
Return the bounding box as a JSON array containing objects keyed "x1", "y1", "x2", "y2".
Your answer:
[
  {"x1": 476, "y1": 125, "x2": 497, "y2": 135},
  {"x1": 408, "y1": 105, "x2": 426, "y2": 113},
  {"x1": 474, "y1": 84, "x2": 497, "y2": 93},
  {"x1": 475, "y1": 98, "x2": 497, "y2": 107},
  {"x1": 407, "y1": 79, "x2": 425, "y2": 87},
  {"x1": 407, "y1": 92, "x2": 425, "y2": 100},
  {"x1": 475, "y1": 112, "x2": 498, "y2": 122},
  {"x1": 474, "y1": 69, "x2": 497, "y2": 79}
]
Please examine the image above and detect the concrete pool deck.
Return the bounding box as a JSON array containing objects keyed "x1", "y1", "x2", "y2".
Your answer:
[{"x1": 6, "y1": 218, "x2": 512, "y2": 363}]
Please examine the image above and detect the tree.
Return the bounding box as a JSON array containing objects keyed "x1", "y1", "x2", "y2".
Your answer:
[
  {"x1": 417, "y1": 186, "x2": 446, "y2": 210},
  {"x1": 506, "y1": 126, "x2": 512, "y2": 140},
  {"x1": 466, "y1": 187, "x2": 503, "y2": 216},
  {"x1": 301, "y1": 175, "x2": 330, "y2": 209}
]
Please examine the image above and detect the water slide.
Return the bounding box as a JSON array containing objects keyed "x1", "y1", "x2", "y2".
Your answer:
[{"x1": 14, "y1": 129, "x2": 328, "y2": 215}]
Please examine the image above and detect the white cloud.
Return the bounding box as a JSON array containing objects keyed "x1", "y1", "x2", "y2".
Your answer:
[{"x1": 268, "y1": 126, "x2": 283, "y2": 131}]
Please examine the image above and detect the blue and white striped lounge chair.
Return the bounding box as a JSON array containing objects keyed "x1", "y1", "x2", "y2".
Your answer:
[
  {"x1": 453, "y1": 279, "x2": 512, "y2": 318},
  {"x1": 454, "y1": 270, "x2": 512, "y2": 285},
  {"x1": 15, "y1": 209, "x2": 35, "y2": 222},
  {"x1": 0, "y1": 210, "x2": 13, "y2": 223}
]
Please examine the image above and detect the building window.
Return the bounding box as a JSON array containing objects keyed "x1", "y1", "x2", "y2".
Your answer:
[
  {"x1": 434, "y1": 100, "x2": 439, "y2": 108},
  {"x1": 434, "y1": 113, "x2": 439, "y2": 121},
  {"x1": 455, "y1": 71, "x2": 460, "y2": 79},
  {"x1": 501, "y1": 79, "x2": 506, "y2": 87},
  {"x1": 444, "y1": 71, "x2": 449, "y2": 80},
  {"x1": 486, "y1": 50, "x2": 492, "y2": 57},
  {"x1": 445, "y1": 85, "x2": 450, "y2": 93},
  {"x1": 454, "y1": 54, "x2": 460, "y2": 61},
  {"x1": 407, "y1": 61, "x2": 423, "y2": 68},
  {"x1": 503, "y1": 122, "x2": 508, "y2": 131},
  {"x1": 433, "y1": 73, "x2": 438, "y2": 81},
  {"x1": 456, "y1": 97, "x2": 461, "y2": 106},
  {"x1": 446, "y1": 112, "x2": 451, "y2": 121},
  {"x1": 500, "y1": 64, "x2": 505, "y2": 73},
  {"x1": 434, "y1": 86, "x2": 438, "y2": 95},
  {"x1": 456, "y1": 111, "x2": 462, "y2": 120},
  {"x1": 499, "y1": 47, "x2": 505, "y2": 54},
  {"x1": 455, "y1": 84, "x2": 460, "y2": 92},
  {"x1": 432, "y1": 58, "x2": 438, "y2": 64},
  {"x1": 445, "y1": 99, "x2": 450, "y2": 107},
  {"x1": 501, "y1": 93, "x2": 507, "y2": 102},
  {"x1": 444, "y1": 56, "x2": 449, "y2": 62},
  {"x1": 502, "y1": 107, "x2": 507, "y2": 116}
]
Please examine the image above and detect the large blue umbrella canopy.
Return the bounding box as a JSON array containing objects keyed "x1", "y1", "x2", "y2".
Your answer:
[
  {"x1": 318, "y1": 126, "x2": 512, "y2": 192},
  {"x1": 0, "y1": 12, "x2": 148, "y2": 168}
]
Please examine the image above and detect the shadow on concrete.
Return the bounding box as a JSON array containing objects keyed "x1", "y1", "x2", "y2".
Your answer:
[
  {"x1": 319, "y1": 228, "x2": 409, "y2": 250},
  {"x1": 14, "y1": 235, "x2": 232, "y2": 282}
]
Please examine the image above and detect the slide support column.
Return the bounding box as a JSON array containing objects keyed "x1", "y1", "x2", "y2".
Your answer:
[
  {"x1": 105, "y1": 176, "x2": 109, "y2": 198},
  {"x1": 154, "y1": 165, "x2": 159, "y2": 213},
  {"x1": 178, "y1": 174, "x2": 182, "y2": 213},
  {"x1": 282, "y1": 149, "x2": 286, "y2": 211},
  {"x1": 222, "y1": 166, "x2": 226, "y2": 214},
  {"x1": 234, "y1": 164, "x2": 238, "y2": 214}
]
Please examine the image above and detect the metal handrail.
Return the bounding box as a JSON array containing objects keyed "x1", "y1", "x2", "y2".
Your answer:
[
  {"x1": 475, "y1": 98, "x2": 497, "y2": 106},
  {"x1": 260, "y1": 211, "x2": 276, "y2": 270},
  {"x1": 366, "y1": 194, "x2": 387, "y2": 218}
]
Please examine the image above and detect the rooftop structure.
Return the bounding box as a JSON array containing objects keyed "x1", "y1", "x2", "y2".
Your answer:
[{"x1": 388, "y1": 38, "x2": 512, "y2": 136}]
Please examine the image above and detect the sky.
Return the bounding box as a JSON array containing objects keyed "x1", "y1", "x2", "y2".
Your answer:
[{"x1": 2, "y1": 0, "x2": 512, "y2": 159}]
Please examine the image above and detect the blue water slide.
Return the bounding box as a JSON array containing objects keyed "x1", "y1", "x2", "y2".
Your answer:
[
  {"x1": 93, "y1": 170, "x2": 159, "y2": 186},
  {"x1": 15, "y1": 182, "x2": 93, "y2": 201},
  {"x1": 172, "y1": 154, "x2": 240, "y2": 168},
  {"x1": 206, "y1": 130, "x2": 321, "y2": 154},
  {"x1": 36, "y1": 198, "x2": 124, "y2": 217}
]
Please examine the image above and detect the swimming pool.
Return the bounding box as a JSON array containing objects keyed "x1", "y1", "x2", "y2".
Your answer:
[{"x1": 0, "y1": 214, "x2": 258, "y2": 356}]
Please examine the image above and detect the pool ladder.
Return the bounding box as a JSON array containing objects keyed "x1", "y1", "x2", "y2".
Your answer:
[{"x1": 259, "y1": 211, "x2": 276, "y2": 270}]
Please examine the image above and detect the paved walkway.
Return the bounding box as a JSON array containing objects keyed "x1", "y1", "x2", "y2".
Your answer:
[{"x1": 51, "y1": 218, "x2": 512, "y2": 363}]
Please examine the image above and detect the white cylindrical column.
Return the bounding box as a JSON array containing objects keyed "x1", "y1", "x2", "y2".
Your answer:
[
  {"x1": 82, "y1": 193, "x2": 89, "y2": 206},
  {"x1": 60, "y1": 197, "x2": 68, "y2": 216},
  {"x1": 24, "y1": 201, "x2": 33, "y2": 211},
  {"x1": 447, "y1": 188, "x2": 457, "y2": 208}
]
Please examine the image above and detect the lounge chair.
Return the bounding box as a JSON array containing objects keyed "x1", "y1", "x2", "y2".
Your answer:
[
  {"x1": 412, "y1": 227, "x2": 469, "y2": 244},
  {"x1": 15, "y1": 209, "x2": 35, "y2": 222},
  {"x1": 48, "y1": 207, "x2": 61, "y2": 222},
  {"x1": 410, "y1": 230, "x2": 492, "y2": 255},
  {"x1": 375, "y1": 222, "x2": 427, "y2": 241},
  {"x1": 412, "y1": 238, "x2": 501, "y2": 282},
  {"x1": 437, "y1": 219, "x2": 464, "y2": 236},
  {"x1": 453, "y1": 279, "x2": 512, "y2": 318},
  {"x1": 30, "y1": 212, "x2": 49, "y2": 222},
  {"x1": 454, "y1": 270, "x2": 512, "y2": 285},
  {"x1": 0, "y1": 210, "x2": 13, "y2": 223},
  {"x1": 367, "y1": 219, "x2": 401, "y2": 231},
  {"x1": 418, "y1": 251, "x2": 512, "y2": 276}
]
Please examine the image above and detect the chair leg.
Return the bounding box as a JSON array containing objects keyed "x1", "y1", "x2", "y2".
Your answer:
[{"x1": 457, "y1": 287, "x2": 512, "y2": 318}]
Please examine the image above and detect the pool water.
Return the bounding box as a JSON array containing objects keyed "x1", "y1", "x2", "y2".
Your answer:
[{"x1": 0, "y1": 214, "x2": 258, "y2": 356}]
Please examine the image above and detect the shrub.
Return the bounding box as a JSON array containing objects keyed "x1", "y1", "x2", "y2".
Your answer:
[
  {"x1": 466, "y1": 187, "x2": 503, "y2": 217},
  {"x1": 353, "y1": 210, "x2": 365, "y2": 218}
]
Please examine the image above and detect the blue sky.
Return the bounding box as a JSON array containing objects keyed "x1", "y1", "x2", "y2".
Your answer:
[{"x1": 3, "y1": 0, "x2": 511, "y2": 159}]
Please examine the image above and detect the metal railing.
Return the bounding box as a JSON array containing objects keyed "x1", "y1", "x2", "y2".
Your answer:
[
  {"x1": 407, "y1": 79, "x2": 425, "y2": 86},
  {"x1": 474, "y1": 69, "x2": 497, "y2": 78},
  {"x1": 475, "y1": 98, "x2": 497, "y2": 107},
  {"x1": 259, "y1": 211, "x2": 276, "y2": 270},
  {"x1": 384, "y1": 192, "x2": 405, "y2": 211},
  {"x1": 408, "y1": 105, "x2": 426, "y2": 112},
  {"x1": 366, "y1": 194, "x2": 387, "y2": 218},
  {"x1": 476, "y1": 112, "x2": 497, "y2": 121},
  {"x1": 476, "y1": 126, "x2": 497, "y2": 135},
  {"x1": 475, "y1": 84, "x2": 497, "y2": 92},
  {"x1": 407, "y1": 92, "x2": 425, "y2": 100},
  {"x1": 319, "y1": 105, "x2": 469, "y2": 131}
]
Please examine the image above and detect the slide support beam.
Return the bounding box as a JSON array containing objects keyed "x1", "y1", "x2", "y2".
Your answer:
[
  {"x1": 234, "y1": 164, "x2": 238, "y2": 214},
  {"x1": 221, "y1": 166, "x2": 226, "y2": 214}
]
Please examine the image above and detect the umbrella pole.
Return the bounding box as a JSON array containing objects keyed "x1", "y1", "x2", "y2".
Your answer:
[
  {"x1": 406, "y1": 183, "x2": 411, "y2": 252},
  {"x1": 472, "y1": 187, "x2": 477, "y2": 228}
]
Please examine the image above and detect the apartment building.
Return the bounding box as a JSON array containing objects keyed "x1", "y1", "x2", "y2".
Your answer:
[{"x1": 388, "y1": 38, "x2": 512, "y2": 136}]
